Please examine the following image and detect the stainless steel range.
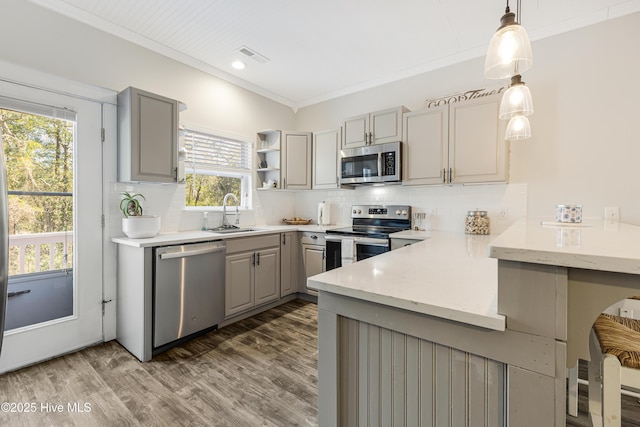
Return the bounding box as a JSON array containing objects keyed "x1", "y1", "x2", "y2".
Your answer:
[{"x1": 325, "y1": 204, "x2": 411, "y2": 270}]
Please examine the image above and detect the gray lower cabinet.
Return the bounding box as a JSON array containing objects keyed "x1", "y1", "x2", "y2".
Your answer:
[
  {"x1": 225, "y1": 235, "x2": 280, "y2": 318},
  {"x1": 280, "y1": 232, "x2": 298, "y2": 297},
  {"x1": 300, "y1": 232, "x2": 326, "y2": 295},
  {"x1": 117, "y1": 86, "x2": 178, "y2": 183},
  {"x1": 303, "y1": 246, "x2": 325, "y2": 278}
]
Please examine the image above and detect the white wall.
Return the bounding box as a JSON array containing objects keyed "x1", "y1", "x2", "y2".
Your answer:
[{"x1": 295, "y1": 12, "x2": 640, "y2": 227}]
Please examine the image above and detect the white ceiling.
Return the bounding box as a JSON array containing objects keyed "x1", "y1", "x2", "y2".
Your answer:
[{"x1": 30, "y1": 0, "x2": 640, "y2": 110}]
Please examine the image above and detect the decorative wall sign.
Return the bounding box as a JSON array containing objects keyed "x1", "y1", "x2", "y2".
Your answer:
[{"x1": 426, "y1": 87, "x2": 505, "y2": 108}]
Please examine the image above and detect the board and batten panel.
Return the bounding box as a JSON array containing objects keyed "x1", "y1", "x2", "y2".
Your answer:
[{"x1": 338, "y1": 316, "x2": 506, "y2": 426}]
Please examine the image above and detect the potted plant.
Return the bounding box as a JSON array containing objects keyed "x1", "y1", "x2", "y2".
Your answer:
[{"x1": 120, "y1": 192, "x2": 161, "y2": 238}]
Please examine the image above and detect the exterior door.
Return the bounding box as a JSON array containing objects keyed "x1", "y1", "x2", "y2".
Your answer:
[{"x1": 0, "y1": 81, "x2": 103, "y2": 373}]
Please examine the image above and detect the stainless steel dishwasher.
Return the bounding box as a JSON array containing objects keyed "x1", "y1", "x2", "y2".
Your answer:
[{"x1": 153, "y1": 241, "x2": 226, "y2": 349}]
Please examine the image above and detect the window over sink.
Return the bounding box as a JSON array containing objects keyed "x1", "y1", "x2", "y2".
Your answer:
[{"x1": 183, "y1": 127, "x2": 252, "y2": 208}]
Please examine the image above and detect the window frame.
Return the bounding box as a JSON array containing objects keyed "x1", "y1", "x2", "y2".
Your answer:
[{"x1": 181, "y1": 125, "x2": 253, "y2": 210}]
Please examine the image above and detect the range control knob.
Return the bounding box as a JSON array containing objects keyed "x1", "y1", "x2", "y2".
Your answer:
[
  {"x1": 352, "y1": 209, "x2": 357, "y2": 214},
  {"x1": 401, "y1": 210, "x2": 408, "y2": 216},
  {"x1": 396, "y1": 210, "x2": 401, "y2": 215},
  {"x1": 357, "y1": 209, "x2": 362, "y2": 214}
]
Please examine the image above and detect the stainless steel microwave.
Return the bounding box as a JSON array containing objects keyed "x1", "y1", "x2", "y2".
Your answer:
[{"x1": 339, "y1": 141, "x2": 401, "y2": 185}]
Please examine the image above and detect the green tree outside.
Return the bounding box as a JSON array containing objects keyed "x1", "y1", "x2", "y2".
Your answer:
[
  {"x1": 185, "y1": 174, "x2": 241, "y2": 207},
  {"x1": 1, "y1": 108, "x2": 74, "y2": 274}
]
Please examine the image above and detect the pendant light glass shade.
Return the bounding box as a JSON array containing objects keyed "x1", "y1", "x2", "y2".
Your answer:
[
  {"x1": 499, "y1": 74, "x2": 534, "y2": 119},
  {"x1": 484, "y1": 8, "x2": 533, "y2": 79},
  {"x1": 505, "y1": 115, "x2": 531, "y2": 140}
]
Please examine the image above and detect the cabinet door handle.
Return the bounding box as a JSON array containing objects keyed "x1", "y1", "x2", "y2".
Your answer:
[
  {"x1": 449, "y1": 167, "x2": 454, "y2": 183},
  {"x1": 322, "y1": 248, "x2": 326, "y2": 260},
  {"x1": 443, "y1": 168, "x2": 447, "y2": 183},
  {"x1": 310, "y1": 235, "x2": 318, "y2": 240},
  {"x1": 256, "y1": 252, "x2": 260, "y2": 265},
  {"x1": 252, "y1": 253, "x2": 256, "y2": 266},
  {"x1": 369, "y1": 132, "x2": 373, "y2": 145},
  {"x1": 283, "y1": 177, "x2": 286, "y2": 189}
]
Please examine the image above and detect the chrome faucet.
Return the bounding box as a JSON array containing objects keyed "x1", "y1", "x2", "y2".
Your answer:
[{"x1": 222, "y1": 193, "x2": 240, "y2": 228}]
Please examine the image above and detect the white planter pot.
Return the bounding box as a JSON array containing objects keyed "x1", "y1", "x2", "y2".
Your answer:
[{"x1": 122, "y1": 215, "x2": 161, "y2": 238}]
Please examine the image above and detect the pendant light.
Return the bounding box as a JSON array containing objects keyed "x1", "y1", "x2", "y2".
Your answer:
[
  {"x1": 484, "y1": 0, "x2": 533, "y2": 79},
  {"x1": 505, "y1": 115, "x2": 531, "y2": 140},
  {"x1": 499, "y1": 74, "x2": 534, "y2": 119}
]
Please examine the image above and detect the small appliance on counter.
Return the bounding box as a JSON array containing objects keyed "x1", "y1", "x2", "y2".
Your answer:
[{"x1": 317, "y1": 201, "x2": 331, "y2": 226}]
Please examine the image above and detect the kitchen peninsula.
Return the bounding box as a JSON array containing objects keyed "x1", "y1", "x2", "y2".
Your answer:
[{"x1": 309, "y1": 219, "x2": 640, "y2": 426}]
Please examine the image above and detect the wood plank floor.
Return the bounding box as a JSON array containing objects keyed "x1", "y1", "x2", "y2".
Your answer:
[
  {"x1": 566, "y1": 360, "x2": 640, "y2": 427},
  {"x1": 0, "y1": 299, "x2": 318, "y2": 427},
  {"x1": 2, "y1": 299, "x2": 640, "y2": 426}
]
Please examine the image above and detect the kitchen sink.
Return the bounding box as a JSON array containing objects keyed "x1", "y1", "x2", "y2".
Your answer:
[{"x1": 207, "y1": 227, "x2": 257, "y2": 234}]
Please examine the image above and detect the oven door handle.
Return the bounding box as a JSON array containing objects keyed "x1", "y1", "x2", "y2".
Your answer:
[
  {"x1": 326, "y1": 235, "x2": 390, "y2": 247},
  {"x1": 354, "y1": 238, "x2": 389, "y2": 248}
]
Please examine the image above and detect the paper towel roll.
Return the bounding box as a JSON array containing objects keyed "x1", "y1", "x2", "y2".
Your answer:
[{"x1": 317, "y1": 202, "x2": 331, "y2": 226}]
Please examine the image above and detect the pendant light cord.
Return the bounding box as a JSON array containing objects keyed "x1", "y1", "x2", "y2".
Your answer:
[
  {"x1": 512, "y1": 0, "x2": 523, "y2": 75},
  {"x1": 517, "y1": 0, "x2": 522, "y2": 24}
]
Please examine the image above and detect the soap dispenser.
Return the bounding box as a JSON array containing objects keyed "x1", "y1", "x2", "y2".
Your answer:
[{"x1": 201, "y1": 212, "x2": 209, "y2": 231}]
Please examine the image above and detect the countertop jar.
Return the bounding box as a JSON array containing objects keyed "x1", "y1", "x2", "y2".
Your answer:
[{"x1": 465, "y1": 210, "x2": 490, "y2": 235}]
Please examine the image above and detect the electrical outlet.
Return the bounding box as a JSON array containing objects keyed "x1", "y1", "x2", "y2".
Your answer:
[
  {"x1": 604, "y1": 206, "x2": 620, "y2": 222},
  {"x1": 499, "y1": 208, "x2": 509, "y2": 218}
]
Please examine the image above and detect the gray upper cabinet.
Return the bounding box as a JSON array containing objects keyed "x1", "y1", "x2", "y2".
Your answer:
[
  {"x1": 402, "y1": 106, "x2": 449, "y2": 185},
  {"x1": 256, "y1": 130, "x2": 312, "y2": 190},
  {"x1": 342, "y1": 106, "x2": 408, "y2": 149},
  {"x1": 281, "y1": 131, "x2": 312, "y2": 190},
  {"x1": 118, "y1": 87, "x2": 178, "y2": 183},
  {"x1": 403, "y1": 93, "x2": 508, "y2": 185},
  {"x1": 448, "y1": 94, "x2": 507, "y2": 184},
  {"x1": 313, "y1": 129, "x2": 341, "y2": 189}
]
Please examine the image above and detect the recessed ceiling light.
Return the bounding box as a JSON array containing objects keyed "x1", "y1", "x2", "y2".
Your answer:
[{"x1": 231, "y1": 60, "x2": 246, "y2": 70}]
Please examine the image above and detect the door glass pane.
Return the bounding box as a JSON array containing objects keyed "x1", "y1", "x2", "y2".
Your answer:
[{"x1": 0, "y1": 108, "x2": 74, "y2": 331}]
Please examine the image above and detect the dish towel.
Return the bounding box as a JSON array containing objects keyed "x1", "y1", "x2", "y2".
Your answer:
[{"x1": 341, "y1": 238, "x2": 356, "y2": 266}]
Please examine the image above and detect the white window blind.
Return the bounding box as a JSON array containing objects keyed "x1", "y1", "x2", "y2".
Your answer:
[{"x1": 183, "y1": 128, "x2": 251, "y2": 174}]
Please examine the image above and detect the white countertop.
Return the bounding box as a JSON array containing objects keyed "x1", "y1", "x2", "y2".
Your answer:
[
  {"x1": 489, "y1": 218, "x2": 640, "y2": 275},
  {"x1": 111, "y1": 224, "x2": 346, "y2": 248},
  {"x1": 389, "y1": 229, "x2": 432, "y2": 240},
  {"x1": 308, "y1": 231, "x2": 505, "y2": 331}
]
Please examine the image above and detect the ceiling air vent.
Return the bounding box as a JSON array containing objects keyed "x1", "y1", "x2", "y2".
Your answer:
[{"x1": 236, "y1": 46, "x2": 270, "y2": 64}]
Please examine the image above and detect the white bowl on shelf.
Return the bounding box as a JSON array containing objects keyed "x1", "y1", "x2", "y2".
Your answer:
[{"x1": 122, "y1": 215, "x2": 161, "y2": 238}]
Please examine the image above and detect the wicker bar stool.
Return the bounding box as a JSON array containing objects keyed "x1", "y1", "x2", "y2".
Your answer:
[{"x1": 588, "y1": 313, "x2": 640, "y2": 426}]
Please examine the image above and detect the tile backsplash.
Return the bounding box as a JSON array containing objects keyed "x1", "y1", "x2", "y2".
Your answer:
[
  {"x1": 293, "y1": 183, "x2": 528, "y2": 234},
  {"x1": 110, "y1": 182, "x2": 527, "y2": 237}
]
